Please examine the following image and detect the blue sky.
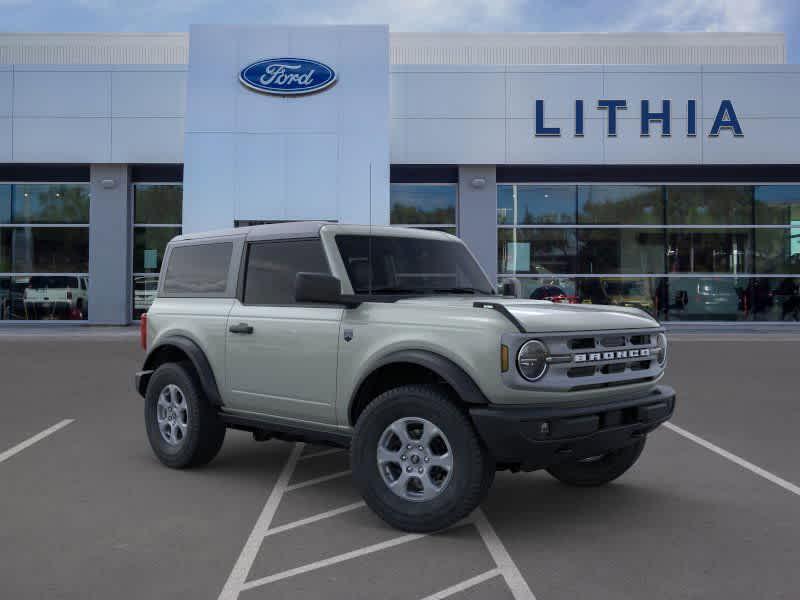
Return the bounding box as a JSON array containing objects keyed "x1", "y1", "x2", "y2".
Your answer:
[{"x1": 1, "y1": 0, "x2": 798, "y2": 62}]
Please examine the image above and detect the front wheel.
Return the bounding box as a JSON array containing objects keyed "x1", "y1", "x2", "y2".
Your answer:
[
  {"x1": 546, "y1": 437, "x2": 646, "y2": 487},
  {"x1": 351, "y1": 385, "x2": 494, "y2": 533}
]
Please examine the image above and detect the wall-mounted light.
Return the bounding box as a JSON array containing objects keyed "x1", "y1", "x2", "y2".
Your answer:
[
  {"x1": 470, "y1": 177, "x2": 486, "y2": 189},
  {"x1": 101, "y1": 178, "x2": 116, "y2": 189}
]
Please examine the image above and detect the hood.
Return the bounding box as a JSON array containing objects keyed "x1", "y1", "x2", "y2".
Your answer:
[{"x1": 395, "y1": 296, "x2": 659, "y2": 333}]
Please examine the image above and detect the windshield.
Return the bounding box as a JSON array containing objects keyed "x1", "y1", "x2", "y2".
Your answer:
[{"x1": 335, "y1": 235, "x2": 494, "y2": 295}]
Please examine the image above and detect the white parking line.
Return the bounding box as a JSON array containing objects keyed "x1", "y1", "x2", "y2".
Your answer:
[
  {"x1": 239, "y1": 531, "x2": 427, "y2": 591},
  {"x1": 473, "y1": 509, "x2": 537, "y2": 600},
  {"x1": 418, "y1": 568, "x2": 501, "y2": 600},
  {"x1": 0, "y1": 419, "x2": 74, "y2": 464},
  {"x1": 262, "y1": 501, "x2": 366, "y2": 538},
  {"x1": 298, "y1": 448, "x2": 346, "y2": 461},
  {"x1": 218, "y1": 442, "x2": 305, "y2": 600},
  {"x1": 285, "y1": 470, "x2": 351, "y2": 492},
  {"x1": 664, "y1": 422, "x2": 800, "y2": 497},
  {"x1": 220, "y1": 441, "x2": 537, "y2": 600}
]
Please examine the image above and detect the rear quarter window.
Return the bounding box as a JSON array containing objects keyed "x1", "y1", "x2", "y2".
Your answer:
[{"x1": 162, "y1": 242, "x2": 233, "y2": 296}]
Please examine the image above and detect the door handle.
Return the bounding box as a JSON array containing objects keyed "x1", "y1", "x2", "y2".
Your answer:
[{"x1": 229, "y1": 323, "x2": 254, "y2": 334}]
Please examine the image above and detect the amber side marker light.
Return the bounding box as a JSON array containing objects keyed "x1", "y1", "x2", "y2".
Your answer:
[
  {"x1": 140, "y1": 313, "x2": 148, "y2": 351},
  {"x1": 501, "y1": 344, "x2": 509, "y2": 372}
]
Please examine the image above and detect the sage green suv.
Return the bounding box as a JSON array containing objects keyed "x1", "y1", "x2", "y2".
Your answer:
[{"x1": 135, "y1": 222, "x2": 675, "y2": 532}]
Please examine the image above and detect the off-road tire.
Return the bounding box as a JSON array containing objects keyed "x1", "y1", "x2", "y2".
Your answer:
[
  {"x1": 145, "y1": 361, "x2": 226, "y2": 469},
  {"x1": 351, "y1": 384, "x2": 493, "y2": 533},
  {"x1": 546, "y1": 437, "x2": 646, "y2": 487}
]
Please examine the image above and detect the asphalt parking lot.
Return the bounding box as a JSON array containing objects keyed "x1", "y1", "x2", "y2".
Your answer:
[{"x1": 1, "y1": 329, "x2": 799, "y2": 599}]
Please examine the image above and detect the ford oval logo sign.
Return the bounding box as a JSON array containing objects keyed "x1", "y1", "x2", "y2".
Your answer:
[{"x1": 239, "y1": 58, "x2": 337, "y2": 96}]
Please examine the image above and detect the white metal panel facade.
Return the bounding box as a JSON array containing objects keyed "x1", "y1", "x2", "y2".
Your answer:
[
  {"x1": 182, "y1": 24, "x2": 390, "y2": 233},
  {"x1": 392, "y1": 63, "x2": 800, "y2": 165},
  {"x1": 0, "y1": 64, "x2": 186, "y2": 163},
  {"x1": 390, "y1": 32, "x2": 786, "y2": 65},
  {"x1": 0, "y1": 32, "x2": 783, "y2": 66},
  {"x1": 0, "y1": 31, "x2": 794, "y2": 167}
]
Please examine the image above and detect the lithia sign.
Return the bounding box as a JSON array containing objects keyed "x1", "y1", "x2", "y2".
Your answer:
[{"x1": 535, "y1": 99, "x2": 743, "y2": 138}]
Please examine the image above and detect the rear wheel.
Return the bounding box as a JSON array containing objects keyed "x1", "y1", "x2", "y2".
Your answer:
[
  {"x1": 546, "y1": 437, "x2": 646, "y2": 487},
  {"x1": 144, "y1": 362, "x2": 225, "y2": 469},
  {"x1": 351, "y1": 384, "x2": 493, "y2": 533}
]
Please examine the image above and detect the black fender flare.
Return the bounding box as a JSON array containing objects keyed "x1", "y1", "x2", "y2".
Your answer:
[
  {"x1": 138, "y1": 335, "x2": 223, "y2": 406},
  {"x1": 350, "y1": 349, "x2": 489, "y2": 423}
]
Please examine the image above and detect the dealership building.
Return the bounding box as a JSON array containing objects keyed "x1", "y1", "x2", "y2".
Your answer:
[{"x1": 0, "y1": 27, "x2": 798, "y2": 325}]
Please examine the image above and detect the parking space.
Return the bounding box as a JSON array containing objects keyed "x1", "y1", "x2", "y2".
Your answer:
[{"x1": 0, "y1": 331, "x2": 798, "y2": 599}]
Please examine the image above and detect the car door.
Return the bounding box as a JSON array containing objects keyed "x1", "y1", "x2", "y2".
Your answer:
[{"x1": 225, "y1": 237, "x2": 343, "y2": 427}]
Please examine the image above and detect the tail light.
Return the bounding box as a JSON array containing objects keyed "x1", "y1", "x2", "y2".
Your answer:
[{"x1": 140, "y1": 313, "x2": 148, "y2": 351}]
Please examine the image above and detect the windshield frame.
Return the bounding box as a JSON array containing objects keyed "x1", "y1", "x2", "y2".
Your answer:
[{"x1": 331, "y1": 232, "x2": 495, "y2": 298}]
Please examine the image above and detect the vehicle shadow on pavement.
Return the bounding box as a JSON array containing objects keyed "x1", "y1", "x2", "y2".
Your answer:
[{"x1": 485, "y1": 469, "x2": 697, "y2": 529}]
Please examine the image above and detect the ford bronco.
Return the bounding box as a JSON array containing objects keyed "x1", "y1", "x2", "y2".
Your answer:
[{"x1": 135, "y1": 222, "x2": 675, "y2": 532}]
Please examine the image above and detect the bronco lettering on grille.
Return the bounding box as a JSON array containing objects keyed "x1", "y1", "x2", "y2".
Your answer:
[{"x1": 574, "y1": 348, "x2": 651, "y2": 362}]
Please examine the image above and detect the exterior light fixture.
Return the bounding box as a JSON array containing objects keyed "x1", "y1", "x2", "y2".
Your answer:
[{"x1": 470, "y1": 177, "x2": 486, "y2": 189}]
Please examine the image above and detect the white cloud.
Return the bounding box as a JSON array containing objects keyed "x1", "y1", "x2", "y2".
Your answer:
[
  {"x1": 286, "y1": 0, "x2": 524, "y2": 31},
  {"x1": 622, "y1": 0, "x2": 780, "y2": 32}
]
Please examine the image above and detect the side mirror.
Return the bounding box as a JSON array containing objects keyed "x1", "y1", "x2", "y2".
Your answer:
[{"x1": 295, "y1": 272, "x2": 360, "y2": 307}]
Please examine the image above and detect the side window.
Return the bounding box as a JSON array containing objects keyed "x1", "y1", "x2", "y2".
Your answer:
[
  {"x1": 244, "y1": 239, "x2": 330, "y2": 305},
  {"x1": 163, "y1": 242, "x2": 233, "y2": 295}
]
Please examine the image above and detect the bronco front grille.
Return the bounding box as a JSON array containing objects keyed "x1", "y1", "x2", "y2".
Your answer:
[{"x1": 501, "y1": 328, "x2": 664, "y2": 393}]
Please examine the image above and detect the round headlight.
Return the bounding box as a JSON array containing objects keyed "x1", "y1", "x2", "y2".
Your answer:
[
  {"x1": 517, "y1": 340, "x2": 549, "y2": 381},
  {"x1": 655, "y1": 332, "x2": 667, "y2": 365}
]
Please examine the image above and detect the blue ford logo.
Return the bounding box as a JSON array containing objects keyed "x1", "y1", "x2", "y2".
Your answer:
[{"x1": 239, "y1": 58, "x2": 337, "y2": 96}]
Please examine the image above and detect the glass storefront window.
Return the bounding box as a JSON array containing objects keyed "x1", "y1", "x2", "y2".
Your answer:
[
  {"x1": 133, "y1": 227, "x2": 181, "y2": 273},
  {"x1": 578, "y1": 185, "x2": 662, "y2": 225},
  {"x1": 0, "y1": 185, "x2": 10, "y2": 223},
  {"x1": 514, "y1": 277, "x2": 577, "y2": 302},
  {"x1": 577, "y1": 277, "x2": 661, "y2": 318},
  {"x1": 0, "y1": 182, "x2": 90, "y2": 321},
  {"x1": 132, "y1": 183, "x2": 183, "y2": 319},
  {"x1": 134, "y1": 185, "x2": 182, "y2": 225},
  {"x1": 1, "y1": 228, "x2": 89, "y2": 273},
  {"x1": 755, "y1": 185, "x2": 800, "y2": 225},
  {"x1": 132, "y1": 275, "x2": 159, "y2": 320},
  {"x1": 4, "y1": 184, "x2": 90, "y2": 224},
  {"x1": 1, "y1": 275, "x2": 89, "y2": 321},
  {"x1": 497, "y1": 185, "x2": 575, "y2": 225},
  {"x1": 666, "y1": 186, "x2": 753, "y2": 225},
  {"x1": 665, "y1": 277, "x2": 749, "y2": 321},
  {"x1": 496, "y1": 183, "x2": 800, "y2": 321},
  {"x1": 390, "y1": 184, "x2": 457, "y2": 227},
  {"x1": 578, "y1": 229, "x2": 665, "y2": 274},
  {"x1": 755, "y1": 228, "x2": 800, "y2": 274},
  {"x1": 500, "y1": 276, "x2": 662, "y2": 318},
  {"x1": 752, "y1": 277, "x2": 800, "y2": 321},
  {"x1": 498, "y1": 228, "x2": 576, "y2": 275},
  {"x1": 666, "y1": 229, "x2": 752, "y2": 274}
]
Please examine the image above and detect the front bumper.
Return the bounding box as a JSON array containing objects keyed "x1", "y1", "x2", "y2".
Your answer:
[{"x1": 470, "y1": 385, "x2": 676, "y2": 471}]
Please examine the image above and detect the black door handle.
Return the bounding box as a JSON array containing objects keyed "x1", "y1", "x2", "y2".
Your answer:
[{"x1": 229, "y1": 323, "x2": 254, "y2": 334}]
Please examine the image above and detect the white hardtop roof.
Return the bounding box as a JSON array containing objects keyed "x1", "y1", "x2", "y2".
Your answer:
[{"x1": 172, "y1": 222, "x2": 458, "y2": 244}]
